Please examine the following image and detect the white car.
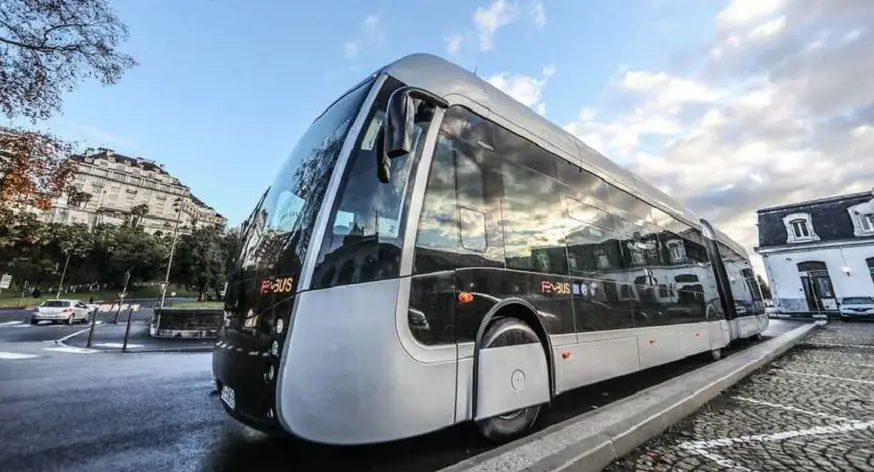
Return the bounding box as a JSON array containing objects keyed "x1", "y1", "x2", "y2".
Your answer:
[
  {"x1": 838, "y1": 297, "x2": 874, "y2": 321},
  {"x1": 31, "y1": 299, "x2": 91, "y2": 325}
]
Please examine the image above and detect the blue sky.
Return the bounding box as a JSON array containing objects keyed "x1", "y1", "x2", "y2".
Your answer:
[
  {"x1": 18, "y1": 0, "x2": 718, "y2": 225},
  {"x1": 8, "y1": 0, "x2": 874, "y2": 271}
]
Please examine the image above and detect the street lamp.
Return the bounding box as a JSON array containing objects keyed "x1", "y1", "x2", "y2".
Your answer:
[
  {"x1": 159, "y1": 197, "x2": 185, "y2": 308},
  {"x1": 55, "y1": 251, "x2": 71, "y2": 298}
]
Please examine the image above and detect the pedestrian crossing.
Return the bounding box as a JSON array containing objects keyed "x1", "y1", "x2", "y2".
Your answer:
[
  {"x1": 0, "y1": 345, "x2": 101, "y2": 360},
  {"x1": 0, "y1": 351, "x2": 39, "y2": 360}
]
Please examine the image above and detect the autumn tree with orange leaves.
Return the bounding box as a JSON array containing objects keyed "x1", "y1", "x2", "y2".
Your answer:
[
  {"x1": 0, "y1": 0, "x2": 136, "y2": 217},
  {"x1": 0, "y1": 128, "x2": 74, "y2": 211}
]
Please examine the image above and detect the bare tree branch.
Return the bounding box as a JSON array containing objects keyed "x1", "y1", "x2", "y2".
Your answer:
[{"x1": 0, "y1": 0, "x2": 137, "y2": 122}]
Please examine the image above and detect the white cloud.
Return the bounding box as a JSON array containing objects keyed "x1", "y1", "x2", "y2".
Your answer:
[
  {"x1": 342, "y1": 11, "x2": 384, "y2": 59},
  {"x1": 486, "y1": 65, "x2": 555, "y2": 116},
  {"x1": 470, "y1": 0, "x2": 546, "y2": 51},
  {"x1": 564, "y1": 0, "x2": 874, "y2": 265},
  {"x1": 343, "y1": 42, "x2": 359, "y2": 59},
  {"x1": 474, "y1": 0, "x2": 519, "y2": 50},
  {"x1": 74, "y1": 124, "x2": 136, "y2": 151},
  {"x1": 444, "y1": 33, "x2": 464, "y2": 56},
  {"x1": 716, "y1": 0, "x2": 785, "y2": 26},
  {"x1": 528, "y1": 1, "x2": 547, "y2": 28}
]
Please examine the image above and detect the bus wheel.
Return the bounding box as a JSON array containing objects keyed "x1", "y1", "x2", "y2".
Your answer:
[
  {"x1": 709, "y1": 348, "x2": 723, "y2": 361},
  {"x1": 475, "y1": 318, "x2": 543, "y2": 443}
]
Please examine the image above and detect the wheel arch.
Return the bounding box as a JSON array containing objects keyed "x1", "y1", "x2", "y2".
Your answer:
[{"x1": 470, "y1": 298, "x2": 555, "y2": 419}]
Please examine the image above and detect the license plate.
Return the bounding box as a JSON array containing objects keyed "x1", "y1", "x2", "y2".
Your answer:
[{"x1": 220, "y1": 385, "x2": 236, "y2": 410}]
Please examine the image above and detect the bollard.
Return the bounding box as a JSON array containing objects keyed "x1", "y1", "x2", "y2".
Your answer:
[
  {"x1": 113, "y1": 299, "x2": 122, "y2": 324},
  {"x1": 86, "y1": 306, "x2": 99, "y2": 347},
  {"x1": 122, "y1": 304, "x2": 135, "y2": 352}
]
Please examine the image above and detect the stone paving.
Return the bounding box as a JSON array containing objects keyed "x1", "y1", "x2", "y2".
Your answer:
[{"x1": 606, "y1": 322, "x2": 874, "y2": 472}]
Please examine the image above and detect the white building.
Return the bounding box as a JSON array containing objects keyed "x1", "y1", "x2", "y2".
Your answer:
[
  {"x1": 755, "y1": 190, "x2": 874, "y2": 315},
  {"x1": 45, "y1": 148, "x2": 226, "y2": 234}
]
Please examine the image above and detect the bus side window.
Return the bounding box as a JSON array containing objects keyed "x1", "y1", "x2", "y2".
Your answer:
[{"x1": 413, "y1": 134, "x2": 503, "y2": 272}]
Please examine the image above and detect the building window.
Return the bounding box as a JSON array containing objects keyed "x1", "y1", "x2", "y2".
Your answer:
[
  {"x1": 846, "y1": 202, "x2": 874, "y2": 237},
  {"x1": 782, "y1": 212, "x2": 819, "y2": 243},
  {"x1": 790, "y1": 219, "x2": 809, "y2": 238},
  {"x1": 667, "y1": 239, "x2": 685, "y2": 263}
]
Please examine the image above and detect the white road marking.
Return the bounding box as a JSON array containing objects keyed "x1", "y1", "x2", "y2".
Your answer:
[
  {"x1": 43, "y1": 346, "x2": 98, "y2": 354},
  {"x1": 804, "y1": 342, "x2": 874, "y2": 350},
  {"x1": 0, "y1": 320, "x2": 24, "y2": 327},
  {"x1": 93, "y1": 343, "x2": 144, "y2": 349},
  {"x1": 782, "y1": 358, "x2": 874, "y2": 370},
  {"x1": 0, "y1": 351, "x2": 39, "y2": 360},
  {"x1": 732, "y1": 396, "x2": 852, "y2": 421},
  {"x1": 774, "y1": 368, "x2": 874, "y2": 386},
  {"x1": 679, "y1": 420, "x2": 874, "y2": 450}
]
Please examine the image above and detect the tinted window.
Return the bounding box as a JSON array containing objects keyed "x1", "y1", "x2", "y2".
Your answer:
[
  {"x1": 492, "y1": 125, "x2": 557, "y2": 178},
  {"x1": 844, "y1": 297, "x2": 874, "y2": 304},
  {"x1": 565, "y1": 196, "x2": 615, "y2": 232},
  {"x1": 313, "y1": 79, "x2": 427, "y2": 288},
  {"x1": 501, "y1": 160, "x2": 569, "y2": 275},
  {"x1": 414, "y1": 112, "x2": 505, "y2": 273},
  {"x1": 42, "y1": 301, "x2": 70, "y2": 308}
]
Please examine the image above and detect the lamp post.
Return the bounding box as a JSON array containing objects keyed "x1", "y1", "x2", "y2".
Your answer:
[
  {"x1": 160, "y1": 197, "x2": 185, "y2": 308},
  {"x1": 55, "y1": 251, "x2": 71, "y2": 298}
]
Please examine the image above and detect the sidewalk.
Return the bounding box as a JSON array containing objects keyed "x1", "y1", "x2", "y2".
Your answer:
[{"x1": 63, "y1": 317, "x2": 215, "y2": 352}]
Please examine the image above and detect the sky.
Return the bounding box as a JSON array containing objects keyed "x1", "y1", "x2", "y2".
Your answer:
[{"x1": 11, "y1": 0, "x2": 874, "y2": 274}]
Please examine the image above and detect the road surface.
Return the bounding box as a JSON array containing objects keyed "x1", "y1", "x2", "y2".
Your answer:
[{"x1": 0, "y1": 319, "x2": 803, "y2": 471}]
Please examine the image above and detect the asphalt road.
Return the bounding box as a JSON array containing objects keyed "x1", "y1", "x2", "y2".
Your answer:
[
  {"x1": 0, "y1": 319, "x2": 803, "y2": 472},
  {"x1": 0, "y1": 307, "x2": 153, "y2": 343}
]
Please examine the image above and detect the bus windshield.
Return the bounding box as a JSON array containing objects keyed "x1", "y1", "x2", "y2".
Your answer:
[{"x1": 225, "y1": 78, "x2": 374, "y2": 321}]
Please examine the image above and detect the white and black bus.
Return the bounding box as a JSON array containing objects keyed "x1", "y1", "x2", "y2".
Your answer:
[{"x1": 213, "y1": 53, "x2": 768, "y2": 446}]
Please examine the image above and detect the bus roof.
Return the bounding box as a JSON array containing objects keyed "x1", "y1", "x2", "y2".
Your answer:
[{"x1": 379, "y1": 53, "x2": 748, "y2": 259}]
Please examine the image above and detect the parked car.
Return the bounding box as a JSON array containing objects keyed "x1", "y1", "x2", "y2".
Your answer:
[
  {"x1": 838, "y1": 297, "x2": 874, "y2": 321},
  {"x1": 31, "y1": 299, "x2": 91, "y2": 325}
]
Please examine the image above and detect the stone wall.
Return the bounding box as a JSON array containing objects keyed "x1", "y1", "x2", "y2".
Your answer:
[{"x1": 151, "y1": 308, "x2": 222, "y2": 339}]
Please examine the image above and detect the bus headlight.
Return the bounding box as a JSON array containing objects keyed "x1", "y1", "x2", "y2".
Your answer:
[
  {"x1": 271, "y1": 341, "x2": 279, "y2": 356},
  {"x1": 275, "y1": 318, "x2": 284, "y2": 335}
]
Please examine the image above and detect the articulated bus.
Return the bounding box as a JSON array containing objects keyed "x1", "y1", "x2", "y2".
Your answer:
[{"x1": 213, "y1": 53, "x2": 768, "y2": 445}]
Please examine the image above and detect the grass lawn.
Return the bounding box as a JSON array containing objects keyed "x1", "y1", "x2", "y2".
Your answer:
[
  {"x1": 0, "y1": 286, "x2": 199, "y2": 308},
  {"x1": 169, "y1": 301, "x2": 224, "y2": 309}
]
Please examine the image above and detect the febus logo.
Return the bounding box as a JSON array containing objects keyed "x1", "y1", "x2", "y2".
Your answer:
[{"x1": 260, "y1": 276, "x2": 294, "y2": 294}]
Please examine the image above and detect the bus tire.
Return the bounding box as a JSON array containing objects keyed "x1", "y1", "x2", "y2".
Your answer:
[
  {"x1": 475, "y1": 318, "x2": 543, "y2": 443},
  {"x1": 709, "y1": 348, "x2": 723, "y2": 361}
]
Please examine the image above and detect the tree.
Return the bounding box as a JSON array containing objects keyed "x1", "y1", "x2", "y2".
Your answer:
[
  {"x1": 1, "y1": 0, "x2": 136, "y2": 215},
  {"x1": 66, "y1": 187, "x2": 92, "y2": 208},
  {"x1": 128, "y1": 203, "x2": 149, "y2": 228},
  {"x1": 0, "y1": 0, "x2": 137, "y2": 122},
  {"x1": 171, "y1": 225, "x2": 228, "y2": 300},
  {"x1": 0, "y1": 127, "x2": 74, "y2": 210}
]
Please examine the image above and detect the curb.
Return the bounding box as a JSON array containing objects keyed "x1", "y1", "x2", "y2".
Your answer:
[
  {"x1": 125, "y1": 346, "x2": 215, "y2": 353},
  {"x1": 53, "y1": 321, "x2": 213, "y2": 354},
  {"x1": 440, "y1": 322, "x2": 821, "y2": 472},
  {"x1": 149, "y1": 325, "x2": 218, "y2": 339}
]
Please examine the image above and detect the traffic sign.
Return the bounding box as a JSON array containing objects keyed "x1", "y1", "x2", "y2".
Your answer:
[{"x1": 0, "y1": 274, "x2": 12, "y2": 289}]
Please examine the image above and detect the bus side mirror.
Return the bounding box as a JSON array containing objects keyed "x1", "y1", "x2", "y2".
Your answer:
[
  {"x1": 384, "y1": 91, "x2": 417, "y2": 160},
  {"x1": 379, "y1": 87, "x2": 449, "y2": 183}
]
